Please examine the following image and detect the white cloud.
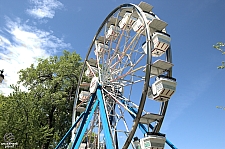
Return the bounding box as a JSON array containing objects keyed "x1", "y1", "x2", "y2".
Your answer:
[
  {"x1": 27, "y1": 0, "x2": 63, "y2": 19},
  {"x1": 0, "y1": 17, "x2": 70, "y2": 95}
]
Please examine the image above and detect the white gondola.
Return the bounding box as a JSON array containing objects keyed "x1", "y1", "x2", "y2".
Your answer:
[
  {"x1": 85, "y1": 59, "x2": 98, "y2": 77},
  {"x1": 132, "y1": 12, "x2": 167, "y2": 34},
  {"x1": 87, "y1": 58, "x2": 97, "y2": 67},
  {"x1": 148, "y1": 75, "x2": 176, "y2": 102},
  {"x1": 119, "y1": 12, "x2": 137, "y2": 30},
  {"x1": 140, "y1": 133, "x2": 166, "y2": 149},
  {"x1": 106, "y1": 25, "x2": 121, "y2": 41},
  {"x1": 142, "y1": 31, "x2": 171, "y2": 57},
  {"x1": 79, "y1": 91, "x2": 91, "y2": 101},
  {"x1": 85, "y1": 66, "x2": 98, "y2": 77},
  {"x1": 95, "y1": 41, "x2": 109, "y2": 56},
  {"x1": 132, "y1": 12, "x2": 154, "y2": 32},
  {"x1": 77, "y1": 91, "x2": 90, "y2": 113}
]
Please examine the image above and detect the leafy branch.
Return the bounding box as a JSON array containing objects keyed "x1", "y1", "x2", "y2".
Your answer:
[{"x1": 213, "y1": 42, "x2": 225, "y2": 69}]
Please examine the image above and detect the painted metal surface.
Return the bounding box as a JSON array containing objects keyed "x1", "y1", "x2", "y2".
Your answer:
[
  {"x1": 97, "y1": 87, "x2": 115, "y2": 149},
  {"x1": 125, "y1": 100, "x2": 178, "y2": 149},
  {"x1": 74, "y1": 100, "x2": 99, "y2": 149},
  {"x1": 71, "y1": 91, "x2": 97, "y2": 148},
  {"x1": 54, "y1": 113, "x2": 84, "y2": 149}
]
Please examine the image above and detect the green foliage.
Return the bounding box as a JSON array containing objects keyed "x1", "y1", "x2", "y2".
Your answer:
[
  {"x1": 0, "y1": 87, "x2": 41, "y2": 149},
  {"x1": 0, "y1": 50, "x2": 83, "y2": 149},
  {"x1": 213, "y1": 42, "x2": 225, "y2": 69},
  {"x1": 216, "y1": 106, "x2": 225, "y2": 110}
]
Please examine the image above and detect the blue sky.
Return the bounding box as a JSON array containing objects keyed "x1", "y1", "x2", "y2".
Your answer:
[{"x1": 0, "y1": 0, "x2": 224, "y2": 149}]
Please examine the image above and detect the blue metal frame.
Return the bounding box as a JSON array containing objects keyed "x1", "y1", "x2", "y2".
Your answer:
[
  {"x1": 55, "y1": 87, "x2": 177, "y2": 149},
  {"x1": 55, "y1": 112, "x2": 84, "y2": 149},
  {"x1": 71, "y1": 86, "x2": 114, "y2": 149},
  {"x1": 71, "y1": 91, "x2": 97, "y2": 148},
  {"x1": 121, "y1": 100, "x2": 178, "y2": 149},
  {"x1": 74, "y1": 100, "x2": 99, "y2": 149},
  {"x1": 97, "y1": 87, "x2": 115, "y2": 149}
]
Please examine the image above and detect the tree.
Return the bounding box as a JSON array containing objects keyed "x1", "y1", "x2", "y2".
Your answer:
[
  {"x1": 213, "y1": 42, "x2": 224, "y2": 111},
  {"x1": 0, "y1": 50, "x2": 84, "y2": 148},
  {"x1": 213, "y1": 42, "x2": 225, "y2": 69},
  {"x1": 0, "y1": 86, "x2": 42, "y2": 148}
]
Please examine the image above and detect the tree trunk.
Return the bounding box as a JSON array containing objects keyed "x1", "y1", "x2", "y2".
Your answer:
[{"x1": 42, "y1": 106, "x2": 56, "y2": 149}]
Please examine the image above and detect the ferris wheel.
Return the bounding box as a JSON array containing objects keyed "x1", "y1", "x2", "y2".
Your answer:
[{"x1": 56, "y1": 2, "x2": 177, "y2": 149}]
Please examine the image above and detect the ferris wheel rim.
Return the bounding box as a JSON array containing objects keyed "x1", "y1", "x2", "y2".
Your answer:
[{"x1": 71, "y1": 2, "x2": 172, "y2": 148}]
